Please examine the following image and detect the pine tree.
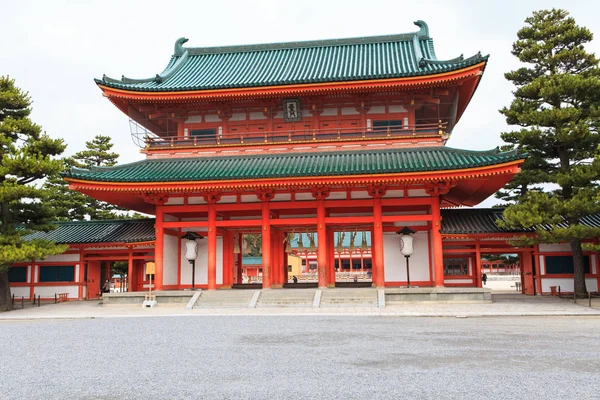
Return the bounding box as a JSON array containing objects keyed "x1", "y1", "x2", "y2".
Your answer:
[
  {"x1": 0, "y1": 76, "x2": 67, "y2": 310},
  {"x1": 497, "y1": 9, "x2": 600, "y2": 296},
  {"x1": 45, "y1": 135, "x2": 127, "y2": 220}
]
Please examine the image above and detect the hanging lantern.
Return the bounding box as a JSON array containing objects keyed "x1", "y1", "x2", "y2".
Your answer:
[
  {"x1": 349, "y1": 231, "x2": 357, "y2": 252},
  {"x1": 360, "y1": 231, "x2": 369, "y2": 251},
  {"x1": 233, "y1": 233, "x2": 240, "y2": 254},
  {"x1": 308, "y1": 232, "x2": 316, "y2": 252},
  {"x1": 285, "y1": 232, "x2": 294, "y2": 253},
  {"x1": 336, "y1": 231, "x2": 345, "y2": 254}
]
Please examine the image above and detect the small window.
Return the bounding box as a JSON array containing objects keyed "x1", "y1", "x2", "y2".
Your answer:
[
  {"x1": 39, "y1": 266, "x2": 74, "y2": 282},
  {"x1": 372, "y1": 120, "x2": 403, "y2": 132},
  {"x1": 287, "y1": 265, "x2": 292, "y2": 272},
  {"x1": 545, "y1": 256, "x2": 591, "y2": 274},
  {"x1": 444, "y1": 258, "x2": 468, "y2": 276},
  {"x1": 190, "y1": 129, "x2": 216, "y2": 138},
  {"x1": 9, "y1": 267, "x2": 27, "y2": 283}
]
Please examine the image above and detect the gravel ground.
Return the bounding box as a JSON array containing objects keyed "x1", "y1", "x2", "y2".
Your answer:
[{"x1": 1, "y1": 316, "x2": 599, "y2": 399}]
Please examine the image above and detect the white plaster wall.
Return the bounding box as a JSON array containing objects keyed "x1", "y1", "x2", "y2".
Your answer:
[
  {"x1": 272, "y1": 193, "x2": 291, "y2": 202},
  {"x1": 444, "y1": 279, "x2": 472, "y2": 284},
  {"x1": 162, "y1": 234, "x2": 179, "y2": 286},
  {"x1": 165, "y1": 197, "x2": 184, "y2": 205},
  {"x1": 11, "y1": 287, "x2": 30, "y2": 298},
  {"x1": 382, "y1": 190, "x2": 404, "y2": 198},
  {"x1": 321, "y1": 108, "x2": 337, "y2": 116},
  {"x1": 388, "y1": 105, "x2": 408, "y2": 113},
  {"x1": 180, "y1": 238, "x2": 223, "y2": 285},
  {"x1": 249, "y1": 112, "x2": 266, "y2": 120},
  {"x1": 383, "y1": 232, "x2": 430, "y2": 282},
  {"x1": 539, "y1": 243, "x2": 571, "y2": 252},
  {"x1": 37, "y1": 254, "x2": 80, "y2": 263},
  {"x1": 539, "y1": 255, "x2": 545, "y2": 275},
  {"x1": 34, "y1": 285, "x2": 78, "y2": 298},
  {"x1": 341, "y1": 107, "x2": 359, "y2": 115},
  {"x1": 541, "y1": 278, "x2": 599, "y2": 293},
  {"x1": 367, "y1": 106, "x2": 385, "y2": 114},
  {"x1": 164, "y1": 214, "x2": 178, "y2": 222},
  {"x1": 205, "y1": 114, "x2": 221, "y2": 123}
]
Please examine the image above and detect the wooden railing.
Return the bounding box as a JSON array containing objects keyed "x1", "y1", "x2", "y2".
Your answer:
[{"x1": 145, "y1": 122, "x2": 447, "y2": 149}]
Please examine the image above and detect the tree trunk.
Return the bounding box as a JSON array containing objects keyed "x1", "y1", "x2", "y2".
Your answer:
[
  {"x1": 570, "y1": 238, "x2": 588, "y2": 297},
  {"x1": 0, "y1": 269, "x2": 13, "y2": 311}
]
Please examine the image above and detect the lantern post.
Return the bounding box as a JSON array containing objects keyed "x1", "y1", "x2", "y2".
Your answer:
[
  {"x1": 181, "y1": 232, "x2": 204, "y2": 289},
  {"x1": 397, "y1": 227, "x2": 416, "y2": 288}
]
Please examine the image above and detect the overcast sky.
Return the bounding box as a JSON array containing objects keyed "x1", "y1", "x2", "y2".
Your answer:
[{"x1": 2, "y1": 0, "x2": 599, "y2": 207}]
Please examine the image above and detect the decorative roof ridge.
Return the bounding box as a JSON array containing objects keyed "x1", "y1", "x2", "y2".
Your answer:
[
  {"x1": 184, "y1": 22, "x2": 430, "y2": 56},
  {"x1": 98, "y1": 38, "x2": 190, "y2": 85},
  {"x1": 63, "y1": 146, "x2": 524, "y2": 178},
  {"x1": 50, "y1": 218, "x2": 155, "y2": 226}
]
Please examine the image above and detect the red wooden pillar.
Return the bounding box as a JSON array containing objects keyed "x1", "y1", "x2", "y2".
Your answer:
[
  {"x1": 155, "y1": 205, "x2": 164, "y2": 291},
  {"x1": 431, "y1": 195, "x2": 444, "y2": 287},
  {"x1": 316, "y1": 196, "x2": 328, "y2": 288},
  {"x1": 475, "y1": 240, "x2": 482, "y2": 288},
  {"x1": 127, "y1": 247, "x2": 134, "y2": 292},
  {"x1": 327, "y1": 228, "x2": 336, "y2": 285},
  {"x1": 261, "y1": 195, "x2": 272, "y2": 288},
  {"x1": 237, "y1": 234, "x2": 243, "y2": 284},
  {"x1": 522, "y1": 250, "x2": 534, "y2": 295},
  {"x1": 271, "y1": 228, "x2": 280, "y2": 286},
  {"x1": 177, "y1": 119, "x2": 185, "y2": 138},
  {"x1": 222, "y1": 230, "x2": 232, "y2": 288},
  {"x1": 207, "y1": 204, "x2": 217, "y2": 290},
  {"x1": 283, "y1": 249, "x2": 289, "y2": 284},
  {"x1": 372, "y1": 193, "x2": 384, "y2": 288},
  {"x1": 534, "y1": 244, "x2": 542, "y2": 294}
]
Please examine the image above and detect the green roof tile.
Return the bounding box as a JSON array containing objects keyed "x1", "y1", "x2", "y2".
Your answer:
[
  {"x1": 64, "y1": 147, "x2": 522, "y2": 183},
  {"x1": 96, "y1": 21, "x2": 487, "y2": 92},
  {"x1": 23, "y1": 219, "x2": 155, "y2": 244},
  {"x1": 440, "y1": 209, "x2": 600, "y2": 234}
]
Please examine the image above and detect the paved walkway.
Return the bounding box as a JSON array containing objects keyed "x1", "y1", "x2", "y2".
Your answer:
[{"x1": 1, "y1": 294, "x2": 600, "y2": 319}]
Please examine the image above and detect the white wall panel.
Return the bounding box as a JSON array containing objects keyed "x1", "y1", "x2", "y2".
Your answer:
[
  {"x1": 37, "y1": 254, "x2": 80, "y2": 263},
  {"x1": 162, "y1": 234, "x2": 179, "y2": 285},
  {"x1": 34, "y1": 285, "x2": 78, "y2": 298},
  {"x1": 539, "y1": 243, "x2": 571, "y2": 252},
  {"x1": 383, "y1": 232, "x2": 430, "y2": 283}
]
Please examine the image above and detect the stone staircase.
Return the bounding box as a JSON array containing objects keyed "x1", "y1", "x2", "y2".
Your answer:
[
  {"x1": 255, "y1": 289, "x2": 316, "y2": 308},
  {"x1": 193, "y1": 289, "x2": 256, "y2": 308},
  {"x1": 319, "y1": 288, "x2": 378, "y2": 307}
]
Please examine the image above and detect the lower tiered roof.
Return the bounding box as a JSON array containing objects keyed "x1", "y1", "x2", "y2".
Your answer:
[
  {"x1": 65, "y1": 147, "x2": 522, "y2": 183},
  {"x1": 22, "y1": 210, "x2": 600, "y2": 245}
]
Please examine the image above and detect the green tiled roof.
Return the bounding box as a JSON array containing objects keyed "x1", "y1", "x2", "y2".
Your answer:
[
  {"x1": 96, "y1": 21, "x2": 487, "y2": 92},
  {"x1": 440, "y1": 209, "x2": 600, "y2": 234},
  {"x1": 23, "y1": 219, "x2": 156, "y2": 244},
  {"x1": 64, "y1": 147, "x2": 522, "y2": 183}
]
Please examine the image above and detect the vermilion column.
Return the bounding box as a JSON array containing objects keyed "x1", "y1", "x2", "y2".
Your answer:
[
  {"x1": 373, "y1": 196, "x2": 384, "y2": 288},
  {"x1": 327, "y1": 227, "x2": 336, "y2": 286},
  {"x1": 261, "y1": 199, "x2": 272, "y2": 288},
  {"x1": 207, "y1": 204, "x2": 217, "y2": 290},
  {"x1": 431, "y1": 196, "x2": 444, "y2": 287},
  {"x1": 155, "y1": 205, "x2": 164, "y2": 291},
  {"x1": 270, "y1": 228, "x2": 279, "y2": 286},
  {"x1": 127, "y1": 247, "x2": 134, "y2": 292},
  {"x1": 475, "y1": 240, "x2": 482, "y2": 288},
  {"x1": 317, "y1": 197, "x2": 329, "y2": 288},
  {"x1": 237, "y1": 235, "x2": 243, "y2": 284}
]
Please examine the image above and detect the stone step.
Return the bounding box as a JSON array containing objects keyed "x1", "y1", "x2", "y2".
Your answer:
[
  {"x1": 194, "y1": 290, "x2": 255, "y2": 308},
  {"x1": 256, "y1": 289, "x2": 315, "y2": 308},
  {"x1": 320, "y1": 289, "x2": 378, "y2": 307}
]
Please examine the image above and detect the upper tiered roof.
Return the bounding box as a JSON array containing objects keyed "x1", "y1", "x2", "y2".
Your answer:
[{"x1": 96, "y1": 21, "x2": 487, "y2": 93}]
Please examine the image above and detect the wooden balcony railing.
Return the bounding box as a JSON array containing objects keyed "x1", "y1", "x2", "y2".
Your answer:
[{"x1": 145, "y1": 121, "x2": 447, "y2": 149}]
